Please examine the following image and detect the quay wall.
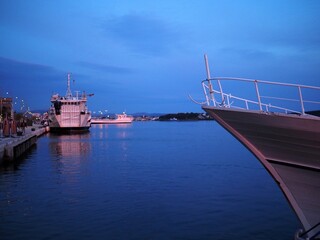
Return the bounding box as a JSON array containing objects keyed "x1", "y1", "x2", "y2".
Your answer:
[{"x1": 0, "y1": 126, "x2": 49, "y2": 165}]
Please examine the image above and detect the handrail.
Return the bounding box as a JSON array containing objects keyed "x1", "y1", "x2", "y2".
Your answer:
[
  {"x1": 200, "y1": 77, "x2": 320, "y2": 115},
  {"x1": 204, "y1": 77, "x2": 320, "y2": 90}
]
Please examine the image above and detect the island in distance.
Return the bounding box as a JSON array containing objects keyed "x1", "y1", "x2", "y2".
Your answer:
[{"x1": 138, "y1": 112, "x2": 214, "y2": 121}]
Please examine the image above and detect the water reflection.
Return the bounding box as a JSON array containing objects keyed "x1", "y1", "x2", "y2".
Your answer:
[
  {"x1": 49, "y1": 133, "x2": 91, "y2": 177},
  {"x1": 91, "y1": 123, "x2": 132, "y2": 129},
  {"x1": 90, "y1": 124, "x2": 132, "y2": 163},
  {"x1": 50, "y1": 133, "x2": 91, "y2": 157},
  {"x1": 91, "y1": 124, "x2": 132, "y2": 139}
]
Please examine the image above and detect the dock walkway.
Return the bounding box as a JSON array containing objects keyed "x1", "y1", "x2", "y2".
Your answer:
[{"x1": 0, "y1": 125, "x2": 49, "y2": 165}]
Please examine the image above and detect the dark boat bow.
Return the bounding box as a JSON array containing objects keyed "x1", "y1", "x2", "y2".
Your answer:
[{"x1": 194, "y1": 55, "x2": 320, "y2": 239}]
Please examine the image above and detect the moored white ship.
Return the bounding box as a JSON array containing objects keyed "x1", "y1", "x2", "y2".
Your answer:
[
  {"x1": 49, "y1": 73, "x2": 92, "y2": 133},
  {"x1": 191, "y1": 55, "x2": 320, "y2": 240},
  {"x1": 91, "y1": 112, "x2": 133, "y2": 124}
]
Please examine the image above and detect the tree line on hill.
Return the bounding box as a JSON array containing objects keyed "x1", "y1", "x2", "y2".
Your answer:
[{"x1": 158, "y1": 112, "x2": 213, "y2": 121}]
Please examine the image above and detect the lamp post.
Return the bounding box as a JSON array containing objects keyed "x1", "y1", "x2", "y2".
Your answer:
[{"x1": 0, "y1": 97, "x2": 2, "y2": 122}]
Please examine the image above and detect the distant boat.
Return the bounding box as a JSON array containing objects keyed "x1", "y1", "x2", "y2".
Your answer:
[
  {"x1": 191, "y1": 55, "x2": 320, "y2": 240},
  {"x1": 91, "y1": 112, "x2": 133, "y2": 124},
  {"x1": 49, "y1": 73, "x2": 92, "y2": 133}
]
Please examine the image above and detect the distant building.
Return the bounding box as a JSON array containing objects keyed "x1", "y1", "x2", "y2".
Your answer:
[
  {"x1": 0, "y1": 97, "x2": 13, "y2": 120},
  {"x1": 32, "y1": 113, "x2": 41, "y2": 118}
]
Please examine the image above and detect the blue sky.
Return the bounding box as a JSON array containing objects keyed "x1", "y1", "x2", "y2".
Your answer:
[{"x1": 1, "y1": 0, "x2": 319, "y2": 114}]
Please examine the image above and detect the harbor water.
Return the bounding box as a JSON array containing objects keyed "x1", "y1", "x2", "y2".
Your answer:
[{"x1": 0, "y1": 121, "x2": 299, "y2": 240}]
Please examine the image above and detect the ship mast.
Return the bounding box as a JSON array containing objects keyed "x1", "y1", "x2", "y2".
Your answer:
[
  {"x1": 204, "y1": 54, "x2": 224, "y2": 106},
  {"x1": 66, "y1": 73, "x2": 72, "y2": 99},
  {"x1": 204, "y1": 54, "x2": 215, "y2": 106}
]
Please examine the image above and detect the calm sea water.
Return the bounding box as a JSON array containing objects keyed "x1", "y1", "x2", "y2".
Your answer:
[{"x1": 0, "y1": 121, "x2": 299, "y2": 240}]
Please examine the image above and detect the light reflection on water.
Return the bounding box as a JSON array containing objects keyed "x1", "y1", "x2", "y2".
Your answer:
[
  {"x1": 50, "y1": 133, "x2": 91, "y2": 157},
  {"x1": 0, "y1": 121, "x2": 299, "y2": 240},
  {"x1": 48, "y1": 133, "x2": 92, "y2": 186}
]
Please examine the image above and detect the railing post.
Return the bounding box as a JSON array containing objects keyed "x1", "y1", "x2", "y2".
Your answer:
[
  {"x1": 254, "y1": 80, "x2": 262, "y2": 111},
  {"x1": 298, "y1": 86, "x2": 305, "y2": 114},
  {"x1": 202, "y1": 82, "x2": 210, "y2": 106},
  {"x1": 208, "y1": 80, "x2": 216, "y2": 106},
  {"x1": 217, "y1": 79, "x2": 224, "y2": 103}
]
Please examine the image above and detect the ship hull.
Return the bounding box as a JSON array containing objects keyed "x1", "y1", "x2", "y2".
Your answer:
[
  {"x1": 49, "y1": 112, "x2": 91, "y2": 132},
  {"x1": 203, "y1": 106, "x2": 320, "y2": 238},
  {"x1": 49, "y1": 126, "x2": 90, "y2": 134},
  {"x1": 91, "y1": 114, "x2": 133, "y2": 124}
]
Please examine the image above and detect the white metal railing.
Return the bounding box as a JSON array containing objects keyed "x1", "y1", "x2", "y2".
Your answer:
[{"x1": 201, "y1": 77, "x2": 320, "y2": 115}]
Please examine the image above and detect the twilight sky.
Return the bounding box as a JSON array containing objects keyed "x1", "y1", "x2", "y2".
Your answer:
[{"x1": 1, "y1": 0, "x2": 320, "y2": 114}]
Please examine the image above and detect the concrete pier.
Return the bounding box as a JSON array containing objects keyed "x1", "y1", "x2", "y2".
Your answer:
[{"x1": 0, "y1": 126, "x2": 49, "y2": 165}]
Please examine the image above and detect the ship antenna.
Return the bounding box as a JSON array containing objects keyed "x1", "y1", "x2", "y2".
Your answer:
[{"x1": 66, "y1": 73, "x2": 72, "y2": 99}]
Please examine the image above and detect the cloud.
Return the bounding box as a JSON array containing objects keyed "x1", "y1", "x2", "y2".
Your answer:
[
  {"x1": 0, "y1": 57, "x2": 66, "y2": 93},
  {"x1": 0, "y1": 57, "x2": 66, "y2": 110},
  {"x1": 103, "y1": 14, "x2": 181, "y2": 56},
  {"x1": 77, "y1": 61, "x2": 133, "y2": 74},
  {"x1": 218, "y1": 47, "x2": 274, "y2": 61},
  {"x1": 0, "y1": 57, "x2": 57, "y2": 79}
]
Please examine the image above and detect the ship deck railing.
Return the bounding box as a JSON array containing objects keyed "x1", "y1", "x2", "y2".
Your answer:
[{"x1": 199, "y1": 77, "x2": 320, "y2": 116}]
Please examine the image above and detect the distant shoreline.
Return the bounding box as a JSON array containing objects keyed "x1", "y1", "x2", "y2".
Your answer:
[{"x1": 157, "y1": 112, "x2": 213, "y2": 121}]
